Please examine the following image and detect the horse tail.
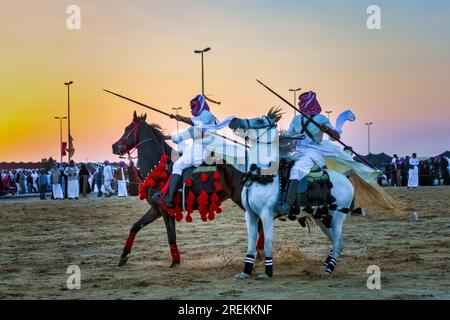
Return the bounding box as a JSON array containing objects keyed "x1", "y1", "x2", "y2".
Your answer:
[{"x1": 349, "y1": 173, "x2": 402, "y2": 212}]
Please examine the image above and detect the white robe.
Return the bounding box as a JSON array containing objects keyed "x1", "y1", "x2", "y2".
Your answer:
[
  {"x1": 408, "y1": 158, "x2": 419, "y2": 188},
  {"x1": 103, "y1": 165, "x2": 113, "y2": 194},
  {"x1": 52, "y1": 184, "x2": 64, "y2": 199},
  {"x1": 117, "y1": 168, "x2": 128, "y2": 197},
  {"x1": 64, "y1": 166, "x2": 79, "y2": 199},
  {"x1": 171, "y1": 110, "x2": 217, "y2": 175},
  {"x1": 286, "y1": 114, "x2": 380, "y2": 184}
]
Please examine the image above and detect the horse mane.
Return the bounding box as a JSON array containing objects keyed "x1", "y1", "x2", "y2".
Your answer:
[
  {"x1": 267, "y1": 106, "x2": 283, "y2": 123},
  {"x1": 149, "y1": 123, "x2": 166, "y2": 139}
]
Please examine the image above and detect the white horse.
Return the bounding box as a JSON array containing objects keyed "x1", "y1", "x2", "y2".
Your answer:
[{"x1": 228, "y1": 109, "x2": 355, "y2": 279}]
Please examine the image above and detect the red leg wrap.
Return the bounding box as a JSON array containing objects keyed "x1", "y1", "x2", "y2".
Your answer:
[
  {"x1": 170, "y1": 244, "x2": 181, "y2": 262},
  {"x1": 124, "y1": 233, "x2": 136, "y2": 250}
]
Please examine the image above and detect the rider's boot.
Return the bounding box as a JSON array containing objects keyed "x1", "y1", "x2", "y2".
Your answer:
[
  {"x1": 161, "y1": 174, "x2": 182, "y2": 208},
  {"x1": 276, "y1": 179, "x2": 300, "y2": 215}
]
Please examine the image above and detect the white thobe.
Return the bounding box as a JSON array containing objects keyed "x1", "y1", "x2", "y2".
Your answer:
[
  {"x1": 103, "y1": 165, "x2": 113, "y2": 194},
  {"x1": 286, "y1": 114, "x2": 379, "y2": 183},
  {"x1": 64, "y1": 166, "x2": 80, "y2": 199},
  {"x1": 171, "y1": 110, "x2": 217, "y2": 175},
  {"x1": 117, "y1": 168, "x2": 128, "y2": 197},
  {"x1": 407, "y1": 158, "x2": 419, "y2": 188}
]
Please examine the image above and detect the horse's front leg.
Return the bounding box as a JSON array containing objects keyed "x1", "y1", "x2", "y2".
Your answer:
[
  {"x1": 257, "y1": 208, "x2": 274, "y2": 280},
  {"x1": 119, "y1": 206, "x2": 162, "y2": 267},
  {"x1": 235, "y1": 209, "x2": 259, "y2": 279},
  {"x1": 162, "y1": 209, "x2": 180, "y2": 268}
]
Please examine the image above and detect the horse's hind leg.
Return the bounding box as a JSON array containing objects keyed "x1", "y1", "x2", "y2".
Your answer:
[
  {"x1": 325, "y1": 211, "x2": 347, "y2": 275},
  {"x1": 235, "y1": 210, "x2": 259, "y2": 279},
  {"x1": 316, "y1": 219, "x2": 334, "y2": 267},
  {"x1": 118, "y1": 206, "x2": 162, "y2": 267},
  {"x1": 162, "y1": 211, "x2": 180, "y2": 268}
]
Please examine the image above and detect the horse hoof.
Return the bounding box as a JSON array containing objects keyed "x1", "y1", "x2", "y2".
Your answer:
[
  {"x1": 118, "y1": 256, "x2": 128, "y2": 267},
  {"x1": 256, "y1": 273, "x2": 271, "y2": 281},
  {"x1": 234, "y1": 272, "x2": 251, "y2": 280},
  {"x1": 170, "y1": 261, "x2": 180, "y2": 268}
]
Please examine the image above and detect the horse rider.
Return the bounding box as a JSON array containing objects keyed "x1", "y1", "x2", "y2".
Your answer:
[
  {"x1": 278, "y1": 91, "x2": 380, "y2": 215},
  {"x1": 157, "y1": 94, "x2": 218, "y2": 208}
]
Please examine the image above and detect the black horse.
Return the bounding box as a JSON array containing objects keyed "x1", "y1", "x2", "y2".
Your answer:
[{"x1": 113, "y1": 111, "x2": 254, "y2": 267}]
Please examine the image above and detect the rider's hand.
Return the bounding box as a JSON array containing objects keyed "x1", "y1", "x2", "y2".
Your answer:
[
  {"x1": 170, "y1": 114, "x2": 175, "y2": 119},
  {"x1": 318, "y1": 124, "x2": 328, "y2": 132}
]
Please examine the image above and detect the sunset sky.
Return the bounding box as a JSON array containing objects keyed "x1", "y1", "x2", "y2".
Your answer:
[{"x1": 1, "y1": 0, "x2": 449, "y2": 162}]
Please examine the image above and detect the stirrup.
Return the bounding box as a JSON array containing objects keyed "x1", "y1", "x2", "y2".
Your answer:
[{"x1": 276, "y1": 201, "x2": 291, "y2": 216}]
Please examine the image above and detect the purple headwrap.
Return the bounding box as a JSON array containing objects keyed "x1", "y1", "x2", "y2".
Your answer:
[
  {"x1": 299, "y1": 91, "x2": 322, "y2": 116},
  {"x1": 119, "y1": 161, "x2": 127, "y2": 168},
  {"x1": 190, "y1": 95, "x2": 210, "y2": 117}
]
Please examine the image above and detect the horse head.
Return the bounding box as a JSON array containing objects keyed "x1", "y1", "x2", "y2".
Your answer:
[
  {"x1": 112, "y1": 111, "x2": 148, "y2": 156},
  {"x1": 228, "y1": 107, "x2": 283, "y2": 143}
]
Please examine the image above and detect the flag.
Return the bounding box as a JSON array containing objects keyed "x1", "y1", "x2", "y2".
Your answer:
[
  {"x1": 67, "y1": 135, "x2": 75, "y2": 158},
  {"x1": 61, "y1": 142, "x2": 67, "y2": 157}
]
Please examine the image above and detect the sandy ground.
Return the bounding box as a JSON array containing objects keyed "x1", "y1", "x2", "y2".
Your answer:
[{"x1": 0, "y1": 187, "x2": 449, "y2": 300}]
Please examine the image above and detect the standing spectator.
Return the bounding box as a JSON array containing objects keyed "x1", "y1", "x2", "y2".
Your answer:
[
  {"x1": 116, "y1": 161, "x2": 129, "y2": 198},
  {"x1": 50, "y1": 163, "x2": 64, "y2": 200},
  {"x1": 400, "y1": 158, "x2": 408, "y2": 186},
  {"x1": 103, "y1": 161, "x2": 113, "y2": 197},
  {"x1": 392, "y1": 155, "x2": 402, "y2": 186},
  {"x1": 26, "y1": 172, "x2": 35, "y2": 193},
  {"x1": 127, "y1": 165, "x2": 139, "y2": 196},
  {"x1": 94, "y1": 167, "x2": 104, "y2": 197},
  {"x1": 60, "y1": 163, "x2": 68, "y2": 198},
  {"x1": 37, "y1": 169, "x2": 49, "y2": 200},
  {"x1": 32, "y1": 170, "x2": 39, "y2": 193},
  {"x1": 64, "y1": 160, "x2": 79, "y2": 200},
  {"x1": 79, "y1": 163, "x2": 90, "y2": 197},
  {"x1": 407, "y1": 153, "x2": 419, "y2": 188},
  {"x1": 17, "y1": 170, "x2": 24, "y2": 194}
]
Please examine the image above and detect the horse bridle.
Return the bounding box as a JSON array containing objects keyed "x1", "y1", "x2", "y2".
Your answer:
[
  {"x1": 118, "y1": 121, "x2": 159, "y2": 158},
  {"x1": 117, "y1": 120, "x2": 162, "y2": 182}
]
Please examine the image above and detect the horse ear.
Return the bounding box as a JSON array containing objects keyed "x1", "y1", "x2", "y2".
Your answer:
[
  {"x1": 143, "y1": 113, "x2": 147, "y2": 121},
  {"x1": 133, "y1": 110, "x2": 137, "y2": 120}
]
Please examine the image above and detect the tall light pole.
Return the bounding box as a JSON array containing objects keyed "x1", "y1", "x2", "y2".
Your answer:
[
  {"x1": 54, "y1": 116, "x2": 67, "y2": 163},
  {"x1": 365, "y1": 122, "x2": 373, "y2": 155},
  {"x1": 289, "y1": 88, "x2": 302, "y2": 116},
  {"x1": 64, "y1": 81, "x2": 73, "y2": 162},
  {"x1": 325, "y1": 110, "x2": 333, "y2": 121},
  {"x1": 172, "y1": 107, "x2": 182, "y2": 134},
  {"x1": 194, "y1": 47, "x2": 211, "y2": 95}
]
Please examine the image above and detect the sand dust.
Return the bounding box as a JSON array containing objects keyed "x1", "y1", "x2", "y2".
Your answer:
[{"x1": 0, "y1": 187, "x2": 449, "y2": 300}]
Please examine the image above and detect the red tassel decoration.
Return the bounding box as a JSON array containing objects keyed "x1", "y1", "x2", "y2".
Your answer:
[
  {"x1": 200, "y1": 173, "x2": 209, "y2": 183},
  {"x1": 214, "y1": 182, "x2": 223, "y2": 192},
  {"x1": 185, "y1": 177, "x2": 193, "y2": 187},
  {"x1": 186, "y1": 213, "x2": 193, "y2": 223},
  {"x1": 213, "y1": 171, "x2": 221, "y2": 181},
  {"x1": 149, "y1": 179, "x2": 157, "y2": 188},
  {"x1": 186, "y1": 190, "x2": 195, "y2": 214}
]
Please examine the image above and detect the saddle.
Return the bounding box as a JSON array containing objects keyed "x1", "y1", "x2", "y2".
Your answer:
[
  {"x1": 181, "y1": 165, "x2": 218, "y2": 193},
  {"x1": 279, "y1": 158, "x2": 336, "y2": 227}
]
